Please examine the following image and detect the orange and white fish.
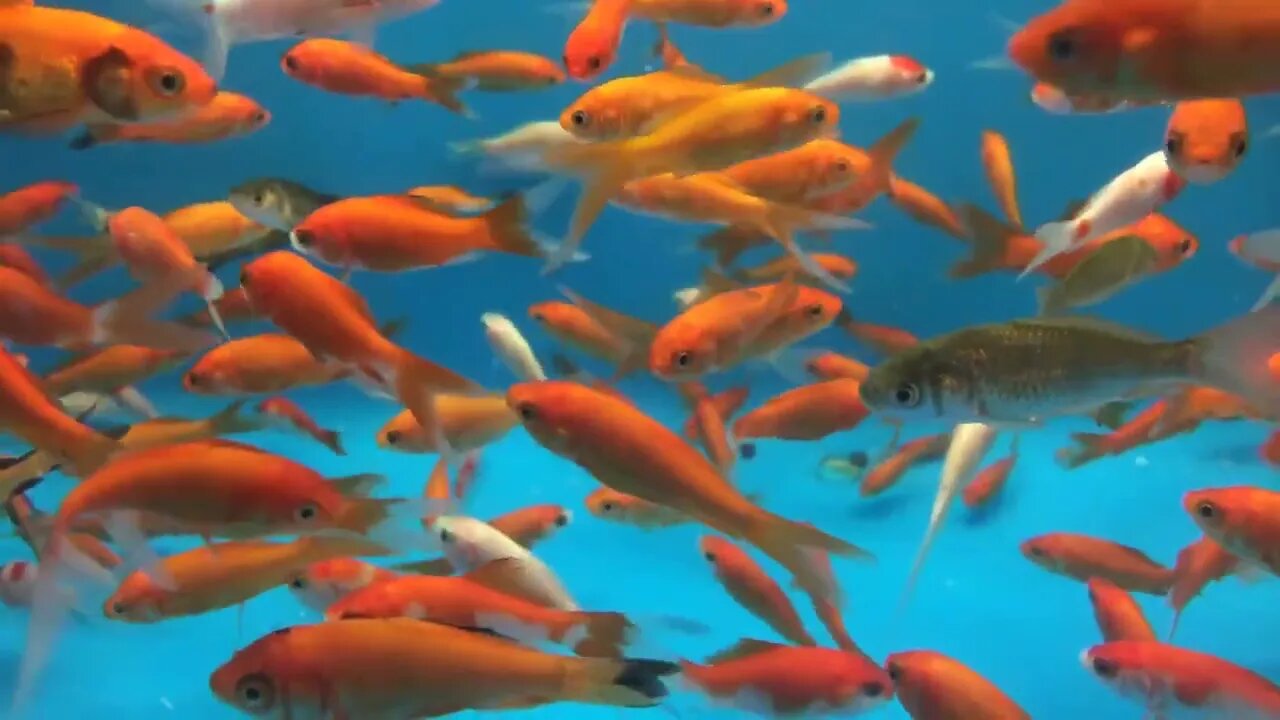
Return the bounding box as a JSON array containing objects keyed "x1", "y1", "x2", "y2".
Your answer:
[
  {"x1": 70, "y1": 91, "x2": 270, "y2": 149},
  {"x1": 1021, "y1": 533, "x2": 1175, "y2": 595},
  {"x1": 281, "y1": 39, "x2": 468, "y2": 114},
  {"x1": 1164, "y1": 98, "x2": 1248, "y2": 184},
  {"x1": 700, "y1": 535, "x2": 815, "y2": 646},
  {"x1": 805, "y1": 55, "x2": 934, "y2": 101},
  {"x1": 256, "y1": 396, "x2": 345, "y2": 456},
  {"x1": 287, "y1": 557, "x2": 397, "y2": 613},
  {"x1": 887, "y1": 650, "x2": 1030, "y2": 719}
]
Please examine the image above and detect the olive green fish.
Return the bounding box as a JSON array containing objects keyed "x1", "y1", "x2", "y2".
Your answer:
[
  {"x1": 1036, "y1": 236, "x2": 1159, "y2": 316},
  {"x1": 859, "y1": 306, "x2": 1280, "y2": 424},
  {"x1": 228, "y1": 178, "x2": 339, "y2": 232}
]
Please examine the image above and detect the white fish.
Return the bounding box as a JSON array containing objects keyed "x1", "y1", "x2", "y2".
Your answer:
[
  {"x1": 1229, "y1": 230, "x2": 1280, "y2": 311},
  {"x1": 151, "y1": 0, "x2": 442, "y2": 80},
  {"x1": 449, "y1": 121, "x2": 585, "y2": 172},
  {"x1": 429, "y1": 516, "x2": 578, "y2": 611},
  {"x1": 1024, "y1": 151, "x2": 1186, "y2": 278},
  {"x1": 805, "y1": 55, "x2": 934, "y2": 102},
  {"x1": 481, "y1": 312, "x2": 547, "y2": 382}
]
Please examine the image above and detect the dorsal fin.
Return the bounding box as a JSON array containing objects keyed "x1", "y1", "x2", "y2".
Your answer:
[{"x1": 705, "y1": 639, "x2": 784, "y2": 665}]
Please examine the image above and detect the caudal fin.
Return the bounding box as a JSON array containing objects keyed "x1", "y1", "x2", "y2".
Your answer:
[
  {"x1": 819, "y1": 117, "x2": 921, "y2": 217},
  {"x1": 952, "y1": 204, "x2": 1021, "y2": 279},
  {"x1": 1194, "y1": 303, "x2": 1280, "y2": 419},
  {"x1": 92, "y1": 276, "x2": 217, "y2": 352},
  {"x1": 1022, "y1": 220, "x2": 1076, "y2": 279},
  {"x1": 747, "y1": 513, "x2": 872, "y2": 601},
  {"x1": 209, "y1": 400, "x2": 268, "y2": 437},
  {"x1": 759, "y1": 204, "x2": 866, "y2": 293},
  {"x1": 415, "y1": 73, "x2": 474, "y2": 117},
  {"x1": 570, "y1": 612, "x2": 636, "y2": 658},
  {"x1": 481, "y1": 195, "x2": 543, "y2": 259},
  {"x1": 564, "y1": 657, "x2": 681, "y2": 708},
  {"x1": 1252, "y1": 274, "x2": 1280, "y2": 312}
]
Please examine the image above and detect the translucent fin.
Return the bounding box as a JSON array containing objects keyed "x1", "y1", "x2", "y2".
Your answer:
[
  {"x1": 103, "y1": 510, "x2": 176, "y2": 590},
  {"x1": 1251, "y1": 273, "x2": 1280, "y2": 312}
]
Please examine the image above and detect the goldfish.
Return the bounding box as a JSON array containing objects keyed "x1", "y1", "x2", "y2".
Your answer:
[
  {"x1": 0, "y1": 266, "x2": 211, "y2": 351},
  {"x1": 0, "y1": 244, "x2": 47, "y2": 284},
  {"x1": 1185, "y1": 487, "x2": 1280, "y2": 577},
  {"x1": 700, "y1": 535, "x2": 816, "y2": 645},
  {"x1": 586, "y1": 487, "x2": 690, "y2": 529},
  {"x1": 255, "y1": 396, "x2": 344, "y2": 456},
  {"x1": 718, "y1": 139, "x2": 869, "y2": 205},
  {"x1": 804, "y1": 351, "x2": 870, "y2": 382},
  {"x1": 1083, "y1": 641, "x2": 1280, "y2": 718},
  {"x1": 429, "y1": 515, "x2": 578, "y2": 611},
  {"x1": 286, "y1": 557, "x2": 397, "y2": 613},
  {"x1": 69, "y1": 91, "x2": 269, "y2": 149},
  {"x1": 1228, "y1": 229, "x2": 1280, "y2": 311},
  {"x1": 529, "y1": 291, "x2": 657, "y2": 377},
  {"x1": 800, "y1": 118, "x2": 922, "y2": 218},
  {"x1": 404, "y1": 185, "x2": 493, "y2": 214},
  {"x1": 0, "y1": 5, "x2": 216, "y2": 133},
  {"x1": 961, "y1": 434, "x2": 1019, "y2": 508},
  {"x1": 886, "y1": 175, "x2": 968, "y2": 239},
  {"x1": 1055, "y1": 400, "x2": 1177, "y2": 468},
  {"x1": 650, "y1": 276, "x2": 842, "y2": 380},
  {"x1": 1164, "y1": 98, "x2": 1248, "y2": 184},
  {"x1": 835, "y1": 311, "x2": 918, "y2": 357},
  {"x1": 41, "y1": 345, "x2": 186, "y2": 398},
  {"x1": 677, "y1": 383, "x2": 740, "y2": 473},
  {"x1": 631, "y1": 0, "x2": 785, "y2": 27},
  {"x1": 410, "y1": 50, "x2": 565, "y2": 90},
  {"x1": 541, "y1": 86, "x2": 842, "y2": 271},
  {"x1": 1158, "y1": 385, "x2": 1266, "y2": 433},
  {"x1": 290, "y1": 195, "x2": 547, "y2": 272},
  {"x1": 508, "y1": 380, "x2": 869, "y2": 599},
  {"x1": 210, "y1": 619, "x2": 680, "y2": 715},
  {"x1": 185, "y1": 333, "x2": 346, "y2": 395},
  {"x1": 886, "y1": 650, "x2": 1030, "y2": 720},
  {"x1": 733, "y1": 379, "x2": 872, "y2": 452},
  {"x1": 0, "y1": 181, "x2": 78, "y2": 237},
  {"x1": 239, "y1": 251, "x2": 480, "y2": 435},
  {"x1": 1008, "y1": 0, "x2": 1280, "y2": 102},
  {"x1": 980, "y1": 130, "x2": 1022, "y2": 228},
  {"x1": 1035, "y1": 235, "x2": 1166, "y2": 315},
  {"x1": 482, "y1": 312, "x2": 547, "y2": 382},
  {"x1": 105, "y1": 536, "x2": 385, "y2": 622},
  {"x1": 1021, "y1": 532, "x2": 1175, "y2": 595},
  {"x1": 860, "y1": 433, "x2": 949, "y2": 498},
  {"x1": 162, "y1": 200, "x2": 282, "y2": 268},
  {"x1": 228, "y1": 177, "x2": 338, "y2": 232},
  {"x1": 859, "y1": 310, "x2": 1280, "y2": 424},
  {"x1": 326, "y1": 565, "x2": 634, "y2": 657},
  {"x1": 281, "y1": 39, "x2": 468, "y2": 114},
  {"x1": 805, "y1": 55, "x2": 934, "y2": 101},
  {"x1": 1087, "y1": 577, "x2": 1156, "y2": 643},
  {"x1": 563, "y1": 0, "x2": 632, "y2": 80},
  {"x1": 376, "y1": 394, "x2": 517, "y2": 453},
  {"x1": 1025, "y1": 152, "x2": 1185, "y2": 275},
  {"x1": 682, "y1": 640, "x2": 894, "y2": 716},
  {"x1": 1168, "y1": 536, "x2": 1239, "y2": 639}
]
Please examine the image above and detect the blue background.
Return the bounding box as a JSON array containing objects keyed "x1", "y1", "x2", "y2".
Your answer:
[{"x1": 1, "y1": 0, "x2": 1278, "y2": 717}]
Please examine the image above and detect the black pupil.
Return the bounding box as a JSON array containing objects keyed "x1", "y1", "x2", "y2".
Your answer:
[
  {"x1": 602, "y1": 502, "x2": 614, "y2": 511},
  {"x1": 295, "y1": 231, "x2": 311, "y2": 246},
  {"x1": 1165, "y1": 137, "x2": 1180, "y2": 155},
  {"x1": 1180, "y1": 239, "x2": 1192, "y2": 254},
  {"x1": 386, "y1": 430, "x2": 400, "y2": 444},
  {"x1": 299, "y1": 506, "x2": 314, "y2": 519},
  {"x1": 676, "y1": 352, "x2": 691, "y2": 367},
  {"x1": 113, "y1": 602, "x2": 124, "y2": 614},
  {"x1": 1030, "y1": 546, "x2": 1044, "y2": 557},
  {"x1": 519, "y1": 404, "x2": 535, "y2": 420},
  {"x1": 704, "y1": 552, "x2": 716, "y2": 562},
  {"x1": 862, "y1": 681, "x2": 884, "y2": 697},
  {"x1": 1197, "y1": 502, "x2": 1215, "y2": 518},
  {"x1": 188, "y1": 373, "x2": 201, "y2": 386},
  {"x1": 285, "y1": 56, "x2": 298, "y2": 71},
  {"x1": 160, "y1": 73, "x2": 180, "y2": 92},
  {"x1": 290, "y1": 579, "x2": 304, "y2": 589},
  {"x1": 1236, "y1": 140, "x2": 1247, "y2": 157},
  {"x1": 572, "y1": 111, "x2": 587, "y2": 126},
  {"x1": 1049, "y1": 33, "x2": 1075, "y2": 60},
  {"x1": 245, "y1": 686, "x2": 260, "y2": 701},
  {"x1": 806, "y1": 305, "x2": 822, "y2": 317},
  {"x1": 761, "y1": 3, "x2": 772, "y2": 14},
  {"x1": 812, "y1": 106, "x2": 826, "y2": 123},
  {"x1": 440, "y1": 529, "x2": 452, "y2": 542},
  {"x1": 555, "y1": 514, "x2": 568, "y2": 526},
  {"x1": 253, "y1": 193, "x2": 265, "y2": 204},
  {"x1": 1093, "y1": 658, "x2": 1117, "y2": 678},
  {"x1": 886, "y1": 663, "x2": 901, "y2": 681},
  {"x1": 587, "y1": 56, "x2": 601, "y2": 70},
  {"x1": 915, "y1": 71, "x2": 929, "y2": 84},
  {"x1": 895, "y1": 386, "x2": 915, "y2": 403}
]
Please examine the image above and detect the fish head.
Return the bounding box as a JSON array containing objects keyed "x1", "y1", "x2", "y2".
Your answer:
[
  {"x1": 210, "y1": 628, "x2": 295, "y2": 716},
  {"x1": 1183, "y1": 489, "x2": 1240, "y2": 543},
  {"x1": 1006, "y1": 1, "x2": 1132, "y2": 96},
  {"x1": 829, "y1": 655, "x2": 895, "y2": 713},
  {"x1": 1135, "y1": 215, "x2": 1197, "y2": 271},
  {"x1": 1019, "y1": 536, "x2": 1062, "y2": 571},
  {"x1": 648, "y1": 325, "x2": 719, "y2": 381},
  {"x1": 563, "y1": 23, "x2": 617, "y2": 81},
  {"x1": 286, "y1": 558, "x2": 383, "y2": 613},
  {"x1": 1080, "y1": 642, "x2": 1170, "y2": 705},
  {"x1": 229, "y1": 179, "x2": 296, "y2": 231},
  {"x1": 697, "y1": 535, "x2": 739, "y2": 570},
  {"x1": 430, "y1": 515, "x2": 509, "y2": 570},
  {"x1": 494, "y1": 504, "x2": 572, "y2": 545},
  {"x1": 1164, "y1": 100, "x2": 1248, "y2": 185},
  {"x1": 737, "y1": 0, "x2": 787, "y2": 26},
  {"x1": 859, "y1": 347, "x2": 955, "y2": 421},
  {"x1": 888, "y1": 55, "x2": 934, "y2": 91},
  {"x1": 92, "y1": 32, "x2": 217, "y2": 122},
  {"x1": 771, "y1": 89, "x2": 842, "y2": 148},
  {"x1": 559, "y1": 93, "x2": 625, "y2": 141},
  {"x1": 230, "y1": 95, "x2": 272, "y2": 134},
  {"x1": 585, "y1": 488, "x2": 628, "y2": 520},
  {"x1": 237, "y1": 250, "x2": 309, "y2": 315},
  {"x1": 103, "y1": 572, "x2": 167, "y2": 623}
]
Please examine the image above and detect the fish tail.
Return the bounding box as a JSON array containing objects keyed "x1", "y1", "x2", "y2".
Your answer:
[
  {"x1": 210, "y1": 399, "x2": 267, "y2": 436},
  {"x1": 561, "y1": 656, "x2": 681, "y2": 707},
  {"x1": 747, "y1": 513, "x2": 872, "y2": 601},
  {"x1": 417, "y1": 74, "x2": 474, "y2": 117},
  {"x1": 1056, "y1": 433, "x2": 1106, "y2": 469},
  {"x1": 91, "y1": 280, "x2": 216, "y2": 353},
  {"x1": 569, "y1": 612, "x2": 635, "y2": 658},
  {"x1": 482, "y1": 195, "x2": 543, "y2": 259},
  {"x1": 745, "y1": 52, "x2": 831, "y2": 88},
  {"x1": 951, "y1": 204, "x2": 1020, "y2": 278},
  {"x1": 1252, "y1": 273, "x2": 1280, "y2": 312},
  {"x1": 697, "y1": 226, "x2": 762, "y2": 268},
  {"x1": 321, "y1": 429, "x2": 346, "y2": 456},
  {"x1": 838, "y1": 116, "x2": 922, "y2": 215},
  {"x1": 1191, "y1": 303, "x2": 1280, "y2": 419}
]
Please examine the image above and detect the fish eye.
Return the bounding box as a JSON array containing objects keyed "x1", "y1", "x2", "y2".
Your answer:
[
  {"x1": 586, "y1": 56, "x2": 602, "y2": 71},
  {"x1": 288, "y1": 576, "x2": 307, "y2": 590},
  {"x1": 886, "y1": 661, "x2": 902, "y2": 681},
  {"x1": 1179, "y1": 238, "x2": 1193, "y2": 255},
  {"x1": 703, "y1": 551, "x2": 717, "y2": 562},
  {"x1": 1233, "y1": 137, "x2": 1248, "y2": 158},
  {"x1": 570, "y1": 110, "x2": 590, "y2": 127},
  {"x1": 253, "y1": 112, "x2": 268, "y2": 124},
  {"x1": 294, "y1": 504, "x2": 317, "y2": 522},
  {"x1": 385, "y1": 430, "x2": 403, "y2": 446},
  {"x1": 809, "y1": 105, "x2": 827, "y2": 124},
  {"x1": 805, "y1": 304, "x2": 825, "y2": 318},
  {"x1": 1196, "y1": 501, "x2": 1218, "y2": 520},
  {"x1": 239, "y1": 268, "x2": 250, "y2": 287},
  {"x1": 914, "y1": 71, "x2": 930, "y2": 84},
  {"x1": 517, "y1": 402, "x2": 537, "y2": 421},
  {"x1": 832, "y1": 159, "x2": 850, "y2": 173},
  {"x1": 185, "y1": 371, "x2": 203, "y2": 387},
  {"x1": 283, "y1": 55, "x2": 300, "y2": 72},
  {"x1": 1027, "y1": 545, "x2": 1045, "y2": 558},
  {"x1": 109, "y1": 600, "x2": 126, "y2": 616},
  {"x1": 861, "y1": 681, "x2": 886, "y2": 698},
  {"x1": 674, "y1": 351, "x2": 693, "y2": 368},
  {"x1": 291, "y1": 229, "x2": 314, "y2": 247},
  {"x1": 848, "y1": 450, "x2": 868, "y2": 467},
  {"x1": 1164, "y1": 134, "x2": 1183, "y2": 157},
  {"x1": 439, "y1": 528, "x2": 453, "y2": 543},
  {"x1": 1091, "y1": 657, "x2": 1118, "y2": 679},
  {"x1": 759, "y1": 1, "x2": 774, "y2": 16},
  {"x1": 600, "y1": 501, "x2": 615, "y2": 512},
  {"x1": 1047, "y1": 29, "x2": 1077, "y2": 61},
  {"x1": 150, "y1": 68, "x2": 186, "y2": 96},
  {"x1": 555, "y1": 511, "x2": 570, "y2": 527},
  {"x1": 893, "y1": 383, "x2": 921, "y2": 407},
  {"x1": 235, "y1": 673, "x2": 276, "y2": 711}
]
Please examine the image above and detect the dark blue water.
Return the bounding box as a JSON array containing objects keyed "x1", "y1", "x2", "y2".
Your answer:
[{"x1": 2, "y1": 0, "x2": 1279, "y2": 718}]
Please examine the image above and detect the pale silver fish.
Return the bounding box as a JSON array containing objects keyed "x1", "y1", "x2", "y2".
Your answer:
[{"x1": 429, "y1": 516, "x2": 578, "y2": 611}]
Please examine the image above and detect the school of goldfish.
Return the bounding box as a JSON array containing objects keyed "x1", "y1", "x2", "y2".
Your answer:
[{"x1": 1, "y1": 0, "x2": 1279, "y2": 717}]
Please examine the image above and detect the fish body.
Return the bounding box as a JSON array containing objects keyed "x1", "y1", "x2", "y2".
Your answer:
[
  {"x1": 186, "y1": 333, "x2": 346, "y2": 395},
  {"x1": 887, "y1": 650, "x2": 1030, "y2": 720},
  {"x1": 1021, "y1": 532, "x2": 1175, "y2": 594}
]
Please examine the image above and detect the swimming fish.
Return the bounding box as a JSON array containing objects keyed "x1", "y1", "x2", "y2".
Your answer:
[
  {"x1": 805, "y1": 55, "x2": 934, "y2": 101},
  {"x1": 255, "y1": 396, "x2": 345, "y2": 456},
  {"x1": 1021, "y1": 532, "x2": 1175, "y2": 595},
  {"x1": 887, "y1": 650, "x2": 1030, "y2": 719},
  {"x1": 1035, "y1": 234, "x2": 1164, "y2": 315},
  {"x1": 699, "y1": 535, "x2": 816, "y2": 646},
  {"x1": 69, "y1": 91, "x2": 269, "y2": 149},
  {"x1": 1164, "y1": 98, "x2": 1248, "y2": 184},
  {"x1": 281, "y1": 39, "x2": 468, "y2": 114}
]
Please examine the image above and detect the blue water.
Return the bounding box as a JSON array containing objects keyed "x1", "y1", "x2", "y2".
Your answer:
[{"x1": 2, "y1": 0, "x2": 1280, "y2": 718}]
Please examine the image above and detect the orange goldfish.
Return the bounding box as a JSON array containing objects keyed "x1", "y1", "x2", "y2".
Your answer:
[
  {"x1": 1021, "y1": 533, "x2": 1175, "y2": 595},
  {"x1": 1086, "y1": 577, "x2": 1156, "y2": 643},
  {"x1": 529, "y1": 293, "x2": 657, "y2": 377},
  {"x1": 835, "y1": 311, "x2": 918, "y2": 357},
  {"x1": 0, "y1": 5, "x2": 216, "y2": 133},
  {"x1": 1008, "y1": 0, "x2": 1280, "y2": 102},
  {"x1": 980, "y1": 130, "x2": 1022, "y2": 228},
  {"x1": 681, "y1": 384, "x2": 749, "y2": 439},
  {"x1": 105, "y1": 536, "x2": 385, "y2": 622},
  {"x1": 42, "y1": 344, "x2": 187, "y2": 397},
  {"x1": 375, "y1": 394, "x2": 517, "y2": 453},
  {"x1": 563, "y1": 0, "x2": 632, "y2": 80},
  {"x1": 289, "y1": 195, "x2": 546, "y2": 272},
  {"x1": 1055, "y1": 399, "x2": 1183, "y2": 468},
  {"x1": 185, "y1": 333, "x2": 346, "y2": 395},
  {"x1": 798, "y1": 118, "x2": 922, "y2": 218},
  {"x1": 0, "y1": 244, "x2": 47, "y2": 284},
  {"x1": 1168, "y1": 535, "x2": 1239, "y2": 638},
  {"x1": 410, "y1": 50, "x2": 565, "y2": 90},
  {"x1": 0, "y1": 181, "x2": 78, "y2": 237},
  {"x1": 962, "y1": 434, "x2": 1019, "y2": 508},
  {"x1": 1164, "y1": 98, "x2": 1248, "y2": 184},
  {"x1": 1083, "y1": 641, "x2": 1280, "y2": 717},
  {"x1": 70, "y1": 91, "x2": 269, "y2": 149},
  {"x1": 887, "y1": 650, "x2": 1030, "y2": 719},
  {"x1": 256, "y1": 396, "x2": 345, "y2": 455},
  {"x1": 1186, "y1": 487, "x2": 1280, "y2": 576},
  {"x1": 586, "y1": 487, "x2": 689, "y2": 529},
  {"x1": 650, "y1": 276, "x2": 842, "y2": 380},
  {"x1": 700, "y1": 535, "x2": 816, "y2": 645},
  {"x1": 239, "y1": 251, "x2": 480, "y2": 434},
  {"x1": 733, "y1": 379, "x2": 872, "y2": 452},
  {"x1": 210, "y1": 619, "x2": 680, "y2": 715},
  {"x1": 682, "y1": 641, "x2": 894, "y2": 715},
  {"x1": 859, "y1": 432, "x2": 949, "y2": 498},
  {"x1": 678, "y1": 383, "x2": 737, "y2": 474},
  {"x1": 508, "y1": 381, "x2": 869, "y2": 599},
  {"x1": 281, "y1": 39, "x2": 467, "y2": 113},
  {"x1": 326, "y1": 568, "x2": 633, "y2": 657},
  {"x1": 720, "y1": 139, "x2": 869, "y2": 205},
  {"x1": 287, "y1": 557, "x2": 397, "y2": 613},
  {"x1": 804, "y1": 351, "x2": 870, "y2": 382},
  {"x1": 735, "y1": 253, "x2": 858, "y2": 285},
  {"x1": 631, "y1": 0, "x2": 784, "y2": 27},
  {"x1": 886, "y1": 175, "x2": 968, "y2": 239}
]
